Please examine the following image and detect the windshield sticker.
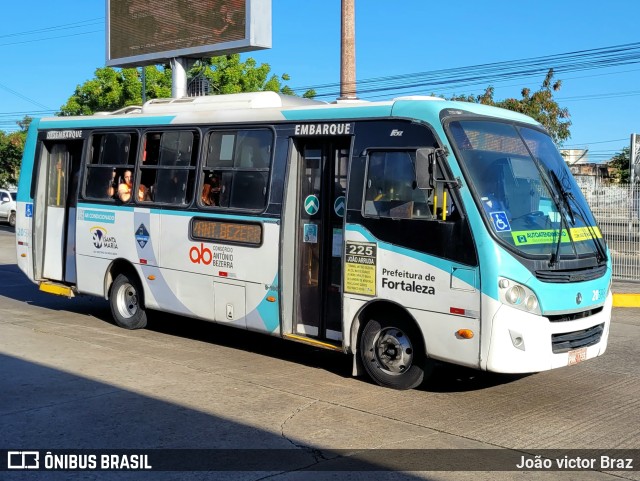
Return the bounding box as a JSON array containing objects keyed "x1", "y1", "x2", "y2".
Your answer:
[
  {"x1": 512, "y1": 230, "x2": 567, "y2": 245},
  {"x1": 512, "y1": 227, "x2": 601, "y2": 246},
  {"x1": 570, "y1": 226, "x2": 603, "y2": 241},
  {"x1": 489, "y1": 212, "x2": 511, "y2": 232}
]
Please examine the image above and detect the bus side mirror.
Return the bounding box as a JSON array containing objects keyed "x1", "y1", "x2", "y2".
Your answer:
[{"x1": 416, "y1": 147, "x2": 435, "y2": 189}]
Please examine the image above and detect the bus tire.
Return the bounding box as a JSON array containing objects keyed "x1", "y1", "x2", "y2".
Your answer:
[
  {"x1": 8, "y1": 211, "x2": 15, "y2": 227},
  {"x1": 109, "y1": 273, "x2": 147, "y2": 330},
  {"x1": 359, "y1": 317, "x2": 428, "y2": 390}
]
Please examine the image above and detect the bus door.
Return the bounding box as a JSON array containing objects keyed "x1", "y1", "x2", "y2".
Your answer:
[
  {"x1": 33, "y1": 139, "x2": 83, "y2": 283},
  {"x1": 292, "y1": 138, "x2": 350, "y2": 342}
]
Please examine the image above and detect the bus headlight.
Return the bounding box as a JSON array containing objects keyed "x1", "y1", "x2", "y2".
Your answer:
[
  {"x1": 505, "y1": 285, "x2": 525, "y2": 304},
  {"x1": 525, "y1": 295, "x2": 538, "y2": 311},
  {"x1": 498, "y1": 277, "x2": 541, "y2": 315}
]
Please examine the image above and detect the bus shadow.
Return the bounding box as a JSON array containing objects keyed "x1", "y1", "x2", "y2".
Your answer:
[
  {"x1": 0, "y1": 262, "x2": 352, "y2": 381},
  {"x1": 0, "y1": 261, "x2": 528, "y2": 393},
  {"x1": 145, "y1": 313, "x2": 530, "y2": 393},
  {"x1": 0, "y1": 263, "x2": 113, "y2": 317},
  {"x1": 420, "y1": 363, "x2": 531, "y2": 393},
  {"x1": 146, "y1": 312, "x2": 354, "y2": 381},
  {"x1": 0, "y1": 353, "x2": 430, "y2": 479}
]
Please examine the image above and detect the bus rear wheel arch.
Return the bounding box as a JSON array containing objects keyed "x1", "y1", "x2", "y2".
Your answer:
[
  {"x1": 109, "y1": 271, "x2": 147, "y2": 330},
  {"x1": 358, "y1": 306, "x2": 432, "y2": 390}
]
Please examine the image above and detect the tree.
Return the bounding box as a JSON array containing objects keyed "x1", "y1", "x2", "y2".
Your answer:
[
  {"x1": 448, "y1": 69, "x2": 571, "y2": 145},
  {"x1": 201, "y1": 55, "x2": 312, "y2": 96},
  {"x1": 608, "y1": 147, "x2": 630, "y2": 183},
  {"x1": 59, "y1": 54, "x2": 314, "y2": 116},
  {"x1": 0, "y1": 116, "x2": 30, "y2": 188}
]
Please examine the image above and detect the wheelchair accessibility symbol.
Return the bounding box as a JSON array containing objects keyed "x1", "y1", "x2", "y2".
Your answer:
[{"x1": 490, "y1": 212, "x2": 511, "y2": 232}]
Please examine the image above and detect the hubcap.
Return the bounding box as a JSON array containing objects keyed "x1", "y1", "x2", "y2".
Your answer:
[
  {"x1": 116, "y1": 283, "x2": 138, "y2": 319},
  {"x1": 372, "y1": 327, "x2": 414, "y2": 375}
]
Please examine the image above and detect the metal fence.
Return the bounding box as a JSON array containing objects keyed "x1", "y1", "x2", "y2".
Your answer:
[{"x1": 577, "y1": 180, "x2": 640, "y2": 281}]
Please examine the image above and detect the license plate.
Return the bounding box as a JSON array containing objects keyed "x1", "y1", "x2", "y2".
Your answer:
[{"x1": 568, "y1": 347, "x2": 587, "y2": 365}]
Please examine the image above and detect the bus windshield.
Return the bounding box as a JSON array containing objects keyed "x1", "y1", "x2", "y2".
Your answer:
[{"x1": 448, "y1": 119, "x2": 605, "y2": 260}]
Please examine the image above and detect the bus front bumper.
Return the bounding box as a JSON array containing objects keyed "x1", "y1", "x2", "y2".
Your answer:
[{"x1": 485, "y1": 292, "x2": 612, "y2": 373}]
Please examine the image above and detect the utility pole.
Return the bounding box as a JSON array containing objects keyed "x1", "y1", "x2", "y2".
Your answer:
[
  {"x1": 171, "y1": 58, "x2": 190, "y2": 99},
  {"x1": 339, "y1": 0, "x2": 356, "y2": 100}
]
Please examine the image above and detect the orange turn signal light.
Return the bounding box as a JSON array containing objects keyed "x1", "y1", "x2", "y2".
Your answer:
[
  {"x1": 147, "y1": 275, "x2": 156, "y2": 281},
  {"x1": 266, "y1": 296, "x2": 276, "y2": 303},
  {"x1": 456, "y1": 329, "x2": 474, "y2": 339}
]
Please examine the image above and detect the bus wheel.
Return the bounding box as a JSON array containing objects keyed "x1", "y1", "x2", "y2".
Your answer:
[
  {"x1": 8, "y1": 212, "x2": 15, "y2": 227},
  {"x1": 109, "y1": 273, "x2": 147, "y2": 329},
  {"x1": 359, "y1": 317, "x2": 427, "y2": 390}
]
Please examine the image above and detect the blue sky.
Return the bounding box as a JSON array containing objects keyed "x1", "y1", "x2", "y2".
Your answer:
[{"x1": 1, "y1": 0, "x2": 638, "y2": 162}]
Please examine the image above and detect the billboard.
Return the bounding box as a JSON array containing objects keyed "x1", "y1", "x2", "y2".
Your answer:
[{"x1": 106, "y1": 0, "x2": 271, "y2": 67}]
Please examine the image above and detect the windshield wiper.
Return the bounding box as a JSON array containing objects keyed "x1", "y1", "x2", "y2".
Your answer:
[
  {"x1": 550, "y1": 196, "x2": 574, "y2": 268},
  {"x1": 536, "y1": 167, "x2": 576, "y2": 267},
  {"x1": 549, "y1": 170, "x2": 576, "y2": 225},
  {"x1": 549, "y1": 170, "x2": 607, "y2": 265},
  {"x1": 560, "y1": 189, "x2": 608, "y2": 265}
]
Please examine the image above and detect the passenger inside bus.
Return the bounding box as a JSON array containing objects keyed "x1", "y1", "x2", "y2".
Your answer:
[
  {"x1": 108, "y1": 169, "x2": 117, "y2": 198},
  {"x1": 118, "y1": 170, "x2": 149, "y2": 202},
  {"x1": 143, "y1": 134, "x2": 161, "y2": 165},
  {"x1": 201, "y1": 173, "x2": 221, "y2": 206}
]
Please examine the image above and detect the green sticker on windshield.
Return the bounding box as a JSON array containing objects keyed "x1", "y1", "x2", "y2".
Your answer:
[
  {"x1": 512, "y1": 230, "x2": 569, "y2": 245},
  {"x1": 512, "y1": 227, "x2": 602, "y2": 246}
]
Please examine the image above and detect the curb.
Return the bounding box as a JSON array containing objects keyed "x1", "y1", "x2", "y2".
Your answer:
[{"x1": 613, "y1": 293, "x2": 640, "y2": 308}]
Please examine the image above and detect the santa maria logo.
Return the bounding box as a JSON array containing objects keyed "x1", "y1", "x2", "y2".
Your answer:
[
  {"x1": 90, "y1": 227, "x2": 118, "y2": 251},
  {"x1": 92, "y1": 227, "x2": 105, "y2": 249}
]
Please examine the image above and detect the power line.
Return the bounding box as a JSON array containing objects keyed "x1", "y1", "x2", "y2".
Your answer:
[
  {"x1": 564, "y1": 138, "x2": 628, "y2": 147},
  {"x1": 0, "y1": 110, "x2": 55, "y2": 118},
  {"x1": 0, "y1": 29, "x2": 102, "y2": 48},
  {"x1": 0, "y1": 18, "x2": 637, "y2": 153},
  {"x1": 0, "y1": 82, "x2": 50, "y2": 110},
  {"x1": 0, "y1": 18, "x2": 102, "y2": 39},
  {"x1": 558, "y1": 90, "x2": 640, "y2": 102},
  {"x1": 294, "y1": 41, "x2": 640, "y2": 100}
]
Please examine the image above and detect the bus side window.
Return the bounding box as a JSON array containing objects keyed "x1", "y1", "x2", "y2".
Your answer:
[
  {"x1": 140, "y1": 131, "x2": 198, "y2": 205},
  {"x1": 199, "y1": 129, "x2": 272, "y2": 210},
  {"x1": 84, "y1": 133, "x2": 137, "y2": 201},
  {"x1": 364, "y1": 151, "x2": 432, "y2": 219}
]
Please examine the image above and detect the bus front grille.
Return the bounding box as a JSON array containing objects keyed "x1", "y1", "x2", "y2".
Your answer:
[
  {"x1": 547, "y1": 306, "x2": 603, "y2": 323},
  {"x1": 535, "y1": 265, "x2": 607, "y2": 283},
  {"x1": 551, "y1": 323, "x2": 605, "y2": 353}
]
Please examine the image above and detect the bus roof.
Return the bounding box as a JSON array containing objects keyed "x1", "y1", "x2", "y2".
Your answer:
[{"x1": 37, "y1": 92, "x2": 540, "y2": 129}]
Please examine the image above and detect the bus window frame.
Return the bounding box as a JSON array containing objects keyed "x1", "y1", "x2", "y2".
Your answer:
[
  {"x1": 137, "y1": 128, "x2": 201, "y2": 207},
  {"x1": 81, "y1": 129, "x2": 140, "y2": 203},
  {"x1": 197, "y1": 127, "x2": 275, "y2": 213}
]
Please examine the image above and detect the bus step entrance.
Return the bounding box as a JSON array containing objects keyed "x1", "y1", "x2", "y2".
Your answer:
[
  {"x1": 283, "y1": 334, "x2": 343, "y2": 352},
  {"x1": 39, "y1": 281, "x2": 75, "y2": 298}
]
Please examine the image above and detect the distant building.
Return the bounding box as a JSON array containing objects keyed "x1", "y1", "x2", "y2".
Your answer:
[
  {"x1": 561, "y1": 149, "x2": 589, "y2": 165},
  {"x1": 560, "y1": 149, "x2": 611, "y2": 191}
]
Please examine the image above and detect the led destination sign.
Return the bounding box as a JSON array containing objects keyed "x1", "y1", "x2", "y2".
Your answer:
[{"x1": 191, "y1": 218, "x2": 262, "y2": 246}]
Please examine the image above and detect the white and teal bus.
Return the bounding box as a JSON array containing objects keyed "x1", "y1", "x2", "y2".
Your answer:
[{"x1": 15, "y1": 92, "x2": 612, "y2": 389}]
